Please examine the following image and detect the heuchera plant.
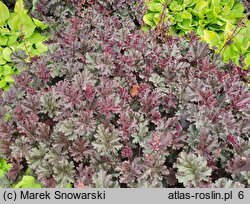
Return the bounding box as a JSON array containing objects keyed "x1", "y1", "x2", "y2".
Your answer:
[
  {"x1": 0, "y1": 0, "x2": 48, "y2": 91},
  {"x1": 143, "y1": 0, "x2": 250, "y2": 70},
  {"x1": 0, "y1": 0, "x2": 249, "y2": 188}
]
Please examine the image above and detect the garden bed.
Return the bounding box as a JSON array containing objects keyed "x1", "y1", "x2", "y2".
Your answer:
[{"x1": 0, "y1": 0, "x2": 250, "y2": 188}]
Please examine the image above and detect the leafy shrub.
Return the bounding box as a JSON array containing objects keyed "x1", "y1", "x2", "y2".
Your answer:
[
  {"x1": 143, "y1": 0, "x2": 250, "y2": 70},
  {"x1": 0, "y1": 0, "x2": 250, "y2": 188},
  {"x1": 0, "y1": 0, "x2": 48, "y2": 91}
]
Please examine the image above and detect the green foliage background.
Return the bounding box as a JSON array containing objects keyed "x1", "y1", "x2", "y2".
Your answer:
[
  {"x1": 143, "y1": 0, "x2": 250, "y2": 70},
  {"x1": 0, "y1": 0, "x2": 48, "y2": 90}
]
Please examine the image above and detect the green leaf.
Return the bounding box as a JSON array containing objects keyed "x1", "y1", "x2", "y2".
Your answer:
[
  {"x1": 32, "y1": 18, "x2": 48, "y2": 30},
  {"x1": 193, "y1": 1, "x2": 208, "y2": 13},
  {"x1": 27, "y1": 32, "x2": 46, "y2": 44},
  {"x1": 232, "y1": 3, "x2": 244, "y2": 13},
  {"x1": 174, "y1": 13, "x2": 183, "y2": 22},
  {"x1": 183, "y1": 0, "x2": 193, "y2": 7},
  {"x1": 0, "y1": 158, "x2": 12, "y2": 177},
  {"x1": 143, "y1": 13, "x2": 157, "y2": 28},
  {"x1": 221, "y1": 5, "x2": 231, "y2": 17},
  {"x1": 148, "y1": 2, "x2": 164, "y2": 12},
  {"x1": 181, "y1": 10, "x2": 192, "y2": 19},
  {"x1": 241, "y1": 24, "x2": 250, "y2": 45},
  {"x1": 169, "y1": 4, "x2": 183, "y2": 12},
  {"x1": 0, "y1": 1, "x2": 10, "y2": 25},
  {"x1": 7, "y1": 34, "x2": 18, "y2": 46},
  {"x1": 0, "y1": 36, "x2": 8, "y2": 46},
  {"x1": 159, "y1": 0, "x2": 167, "y2": 4},
  {"x1": 66, "y1": 183, "x2": 73, "y2": 188},
  {"x1": 227, "y1": 0, "x2": 235, "y2": 9},
  {"x1": 14, "y1": 0, "x2": 25, "y2": 13},
  {"x1": 178, "y1": 19, "x2": 192, "y2": 31},
  {"x1": 227, "y1": 3, "x2": 245, "y2": 19},
  {"x1": 2, "y1": 47, "x2": 13, "y2": 62},
  {"x1": 212, "y1": 6, "x2": 222, "y2": 18},
  {"x1": 0, "y1": 27, "x2": 10, "y2": 35},
  {"x1": 141, "y1": 25, "x2": 151, "y2": 32},
  {"x1": 8, "y1": 13, "x2": 36, "y2": 38},
  {"x1": 0, "y1": 55, "x2": 7, "y2": 65},
  {"x1": 4, "y1": 112, "x2": 12, "y2": 122},
  {"x1": 2, "y1": 83, "x2": 10, "y2": 91},
  {"x1": 224, "y1": 22, "x2": 235, "y2": 39},
  {"x1": 14, "y1": 176, "x2": 42, "y2": 188},
  {"x1": 4, "y1": 75, "x2": 14, "y2": 83},
  {"x1": 1, "y1": 64, "x2": 13, "y2": 75},
  {"x1": 0, "y1": 169, "x2": 6, "y2": 177},
  {"x1": 202, "y1": 30, "x2": 221, "y2": 47},
  {"x1": 30, "y1": 42, "x2": 48, "y2": 56},
  {"x1": 0, "y1": 78, "x2": 7, "y2": 88},
  {"x1": 210, "y1": 0, "x2": 221, "y2": 7},
  {"x1": 222, "y1": 46, "x2": 232, "y2": 62},
  {"x1": 245, "y1": 53, "x2": 250, "y2": 67},
  {"x1": 153, "y1": 13, "x2": 161, "y2": 25},
  {"x1": 222, "y1": 44, "x2": 240, "y2": 65}
]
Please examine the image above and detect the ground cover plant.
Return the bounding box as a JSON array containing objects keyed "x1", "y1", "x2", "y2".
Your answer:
[
  {"x1": 143, "y1": 0, "x2": 250, "y2": 70},
  {"x1": 0, "y1": 0, "x2": 250, "y2": 188}
]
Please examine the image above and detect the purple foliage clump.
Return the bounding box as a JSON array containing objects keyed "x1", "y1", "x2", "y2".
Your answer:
[{"x1": 0, "y1": 0, "x2": 250, "y2": 188}]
